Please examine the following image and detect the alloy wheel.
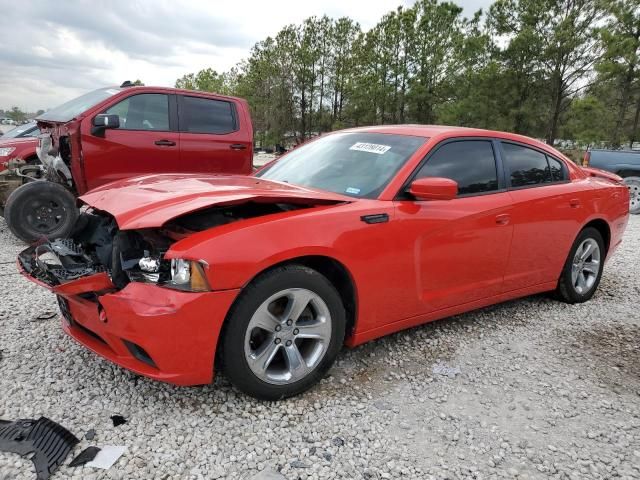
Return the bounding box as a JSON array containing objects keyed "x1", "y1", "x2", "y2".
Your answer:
[
  {"x1": 244, "y1": 288, "x2": 332, "y2": 385},
  {"x1": 571, "y1": 238, "x2": 601, "y2": 294}
]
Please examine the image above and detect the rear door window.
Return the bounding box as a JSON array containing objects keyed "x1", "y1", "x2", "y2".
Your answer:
[
  {"x1": 180, "y1": 96, "x2": 236, "y2": 134},
  {"x1": 105, "y1": 94, "x2": 169, "y2": 131},
  {"x1": 502, "y1": 143, "x2": 551, "y2": 188},
  {"x1": 415, "y1": 140, "x2": 499, "y2": 196}
]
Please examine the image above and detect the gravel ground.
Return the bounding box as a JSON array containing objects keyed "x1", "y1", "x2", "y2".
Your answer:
[{"x1": 0, "y1": 216, "x2": 639, "y2": 480}]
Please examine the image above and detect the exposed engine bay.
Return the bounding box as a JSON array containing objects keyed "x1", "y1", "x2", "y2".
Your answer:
[{"x1": 18, "y1": 201, "x2": 307, "y2": 290}]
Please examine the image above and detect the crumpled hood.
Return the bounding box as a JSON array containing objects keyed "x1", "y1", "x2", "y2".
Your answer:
[{"x1": 80, "y1": 174, "x2": 352, "y2": 230}]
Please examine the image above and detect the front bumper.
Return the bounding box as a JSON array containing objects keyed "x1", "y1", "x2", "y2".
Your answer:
[{"x1": 19, "y1": 258, "x2": 240, "y2": 386}]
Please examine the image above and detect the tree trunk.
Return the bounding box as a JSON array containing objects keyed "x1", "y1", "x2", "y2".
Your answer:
[
  {"x1": 629, "y1": 94, "x2": 640, "y2": 149},
  {"x1": 546, "y1": 74, "x2": 564, "y2": 146},
  {"x1": 612, "y1": 62, "x2": 636, "y2": 147}
]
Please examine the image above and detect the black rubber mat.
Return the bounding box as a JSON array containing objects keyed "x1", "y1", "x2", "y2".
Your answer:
[{"x1": 0, "y1": 417, "x2": 79, "y2": 479}]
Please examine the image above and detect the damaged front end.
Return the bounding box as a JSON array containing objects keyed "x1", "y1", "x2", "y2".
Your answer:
[
  {"x1": 0, "y1": 158, "x2": 43, "y2": 214},
  {"x1": 16, "y1": 182, "x2": 349, "y2": 385},
  {"x1": 18, "y1": 200, "x2": 310, "y2": 294},
  {"x1": 17, "y1": 209, "x2": 183, "y2": 293}
]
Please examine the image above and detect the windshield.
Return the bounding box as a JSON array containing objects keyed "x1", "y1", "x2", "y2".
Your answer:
[
  {"x1": 257, "y1": 132, "x2": 426, "y2": 198},
  {"x1": 37, "y1": 87, "x2": 122, "y2": 122},
  {"x1": 2, "y1": 123, "x2": 38, "y2": 139}
]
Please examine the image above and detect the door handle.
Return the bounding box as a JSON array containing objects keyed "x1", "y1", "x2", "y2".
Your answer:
[
  {"x1": 495, "y1": 213, "x2": 510, "y2": 225},
  {"x1": 154, "y1": 139, "x2": 176, "y2": 147},
  {"x1": 230, "y1": 143, "x2": 247, "y2": 150},
  {"x1": 569, "y1": 198, "x2": 581, "y2": 208}
]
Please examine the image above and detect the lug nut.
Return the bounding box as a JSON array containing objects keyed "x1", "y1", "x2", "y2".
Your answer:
[
  {"x1": 274, "y1": 338, "x2": 281, "y2": 344},
  {"x1": 286, "y1": 319, "x2": 293, "y2": 326},
  {"x1": 275, "y1": 325, "x2": 282, "y2": 332},
  {"x1": 293, "y1": 328, "x2": 299, "y2": 335},
  {"x1": 285, "y1": 340, "x2": 292, "y2": 346}
]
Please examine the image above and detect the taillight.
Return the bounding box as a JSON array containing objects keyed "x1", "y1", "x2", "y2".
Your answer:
[{"x1": 583, "y1": 151, "x2": 591, "y2": 166}]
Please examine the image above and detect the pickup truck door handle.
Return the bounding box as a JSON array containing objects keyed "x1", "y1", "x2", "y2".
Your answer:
[
  {"x1": 230, "y1": 144, "x2": 247, "y2": 150},
  {"x1": 495, "y1": 213, "x2": 510, "y2": 225},
  {"x1": 154, "y1": 139, "x2": 176, "y2": 147},
  {"x1": 569, "y1": 198, "x2": 581, "y2": 208}
]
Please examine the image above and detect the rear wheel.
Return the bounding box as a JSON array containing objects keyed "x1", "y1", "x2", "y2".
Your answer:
[
  {"x1": 623, "y1": 176, "x2": 640, "y2": 214},
  {"x1": 555, "y1": 227, "x2": 605, "y2": 304},
  {"x1": 220, "y1": 265, "x2": 345, "y2": 400},
  {"x1": 4, "y1": 181, "x2": 78, "y2": 243}
]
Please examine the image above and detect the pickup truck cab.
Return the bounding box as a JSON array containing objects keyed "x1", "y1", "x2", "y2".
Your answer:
[
  {"x1": 584, "y1": 149, "x2": 640, "y2": 214},
  {"x1": 3, "y1": 83, "x2": 254, "y2": 242}
]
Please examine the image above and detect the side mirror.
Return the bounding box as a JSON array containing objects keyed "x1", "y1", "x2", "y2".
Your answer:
[
  {"x1": 92, "y1": 114, "x2": 120, "y2": 136},
  {"x1": 93, "y1": 114, "x2": 120, "y2": 129},
  {"x1": 408, "y1": 177, "x2": 458, "y2": 201}
]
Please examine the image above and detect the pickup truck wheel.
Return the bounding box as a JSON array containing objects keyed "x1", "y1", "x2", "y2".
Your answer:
[
  {"x1": 4, "y1": 181, "x2": 78, "y2": 243},
  {"x1": 220, "y1": 265, "x2": 346, "y2": 400},
  {"x1": 623, "y1": 176, "x2": 640, "y2": 214}
]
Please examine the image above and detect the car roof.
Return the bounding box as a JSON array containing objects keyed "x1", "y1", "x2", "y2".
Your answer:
[
  {"x1": 339, "y1": 124, "x2": 554, "y2": 151},
  {"x1": 112, "y1": 85, "x2": 246, "y2": 103},
  {"x1": 589, "y1": 148, "x2": 640, "y2": 154}
]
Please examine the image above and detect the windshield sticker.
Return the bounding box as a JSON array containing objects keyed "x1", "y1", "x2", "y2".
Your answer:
[
  {"x1": 349, "y1": 142, "x2": 391, "y2": 155},
  {"x1": 345, "y1": 187, "x2": 361, "y2": 195}
]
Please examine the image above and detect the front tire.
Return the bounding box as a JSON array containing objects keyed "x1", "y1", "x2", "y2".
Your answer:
[
  {"x1": 555, "y1": 227, "x2": 605, "y2": 304},
  {"x1": 4, "y1": 181, "x2": 79, "y2": 243},
  {"x1": 220, "y1": 265, "x2": 346, "y2": 400}
]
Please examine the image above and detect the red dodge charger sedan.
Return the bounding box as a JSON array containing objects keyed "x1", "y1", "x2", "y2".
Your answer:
[{"x1": 18, "y1": 125, "x2": 630, "y2": 400}]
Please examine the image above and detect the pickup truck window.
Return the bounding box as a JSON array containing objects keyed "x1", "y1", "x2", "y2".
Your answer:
[
  {"x1": 181, "y1": 96, "x2": 236, "y2": 134},
  {"x1": 106, "y1": 94, "x2": 169, "y2": 131}
]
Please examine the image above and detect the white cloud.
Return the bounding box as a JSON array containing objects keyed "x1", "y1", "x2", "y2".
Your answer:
[{"x1": 0, "y1": 0, "x2": 491, "y2": 112}]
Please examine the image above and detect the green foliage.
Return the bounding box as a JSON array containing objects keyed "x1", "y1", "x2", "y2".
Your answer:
[
  {"x1": 175, "y1": 0, "x2": 638, "y2": 149},
  {"x1": 175, "y1": 68, "x2": 237, "y2": 95},
  {"x1": 7, "y1": 106, "x2": 26, "y2": 122}
]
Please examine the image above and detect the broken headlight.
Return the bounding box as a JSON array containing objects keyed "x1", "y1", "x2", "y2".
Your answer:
[{"x1": 167, "y1": 259, "x2": 210, "y2": 292}]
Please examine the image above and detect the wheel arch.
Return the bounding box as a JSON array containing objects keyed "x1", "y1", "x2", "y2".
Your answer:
[
  {"x1": 214, "y1": 254, "x2": 358, "y2": 368},
  {"x1": 582, "y1": 218, "x2": 611, "y2": 255}
]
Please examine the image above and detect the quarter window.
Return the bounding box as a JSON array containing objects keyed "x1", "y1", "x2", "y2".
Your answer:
[
  {"x1": 415, "y1": 140, "x2": 499, "y2": 195},
  {"x1": 105, "y1": 94, "x2": 169, "y2": 131},
  {"x1": 502, "y1": 143, "x2": 552, "y2": 187},
  {"x1": 547, "y1": 156, "x2": 567, "y2": 182},
  {"x1": 181, "y1": 96, "x2": 236, "y2": 134}
]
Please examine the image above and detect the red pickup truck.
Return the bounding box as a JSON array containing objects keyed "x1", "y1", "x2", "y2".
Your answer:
[{"x1": 3, "y1": 83, "x2": 254, "y2": 242}]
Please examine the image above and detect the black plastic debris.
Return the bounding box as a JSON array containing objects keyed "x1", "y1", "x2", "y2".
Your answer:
[
  {"x1": 69, "y1": 446, "x2": 101, "y2": 467},
  {"x1": 84, "y1": 428, "x2": 96, "y2": 440},
  {"x1": 32, "y1": 311, "x2": 57, "y2": 321},
  {"x1": 110, "y1": 415, "x2": 127, "y2": 427},
  {"x1": 0, "y1": 416, "x2": 79, "y2": 480}
]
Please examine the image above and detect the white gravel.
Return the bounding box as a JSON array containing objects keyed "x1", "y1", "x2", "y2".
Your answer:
[{"x1": 1, "y1": 216, "x2": 639, "y2": 480}]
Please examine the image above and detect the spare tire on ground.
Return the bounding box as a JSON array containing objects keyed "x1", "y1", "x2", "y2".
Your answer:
[{"x1": 4, "y1": 181, "x2": 79, "y2": 243}]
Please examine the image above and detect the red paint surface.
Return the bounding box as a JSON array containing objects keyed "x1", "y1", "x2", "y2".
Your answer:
[
  {"x1": 37, "y1": 86, "x2": 253, "y2": 195},
  {"x1": 21, "y1": 126, "x2": 630, "y2": 386},
  {"x1": 0, "y1": 136, "x2": 38, "y2": 166}
]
